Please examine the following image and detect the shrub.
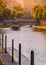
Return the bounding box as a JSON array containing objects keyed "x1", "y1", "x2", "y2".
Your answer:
[{"x1": 0, "y1": 59, "x2": 5, "y2": 65}]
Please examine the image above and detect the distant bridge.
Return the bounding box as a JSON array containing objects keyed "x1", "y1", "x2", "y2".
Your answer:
[{"x1": 3, "y1": 19, "x2": 36, "y2": 26}]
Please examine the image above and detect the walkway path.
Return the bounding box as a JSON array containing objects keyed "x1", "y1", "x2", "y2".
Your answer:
[
  {"x1": 0, "y1": 34, "x2": 17, "y2": 65},
  {"x1": 0, "y1": 45, "x2": 17, "y2": 65},
  {"x1": 0, "y1": 46, "x2": 30, "y2": 65},
  {"x1": 7, "y1": 48, "x2": 30, "y2": 65},
  {"x1": 0, "y1": 33, "x2": 30, "y2": 65}
]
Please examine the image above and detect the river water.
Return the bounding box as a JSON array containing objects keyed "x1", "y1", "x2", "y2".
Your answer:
[{"x1": 0, "y1": 26, "x2": 46, "y2": 65}]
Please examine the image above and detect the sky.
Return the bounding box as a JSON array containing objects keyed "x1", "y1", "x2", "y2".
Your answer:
[
  {"x1": 16, "y1": 0, "x2": 24, "y2": 5},
  {"x1": 4, "y1": 0, "x2": 46, "y2": 4},
  {"x1": 4, "y1": 0, "x2": 46, "y2": 8},
  {"x1": 15, "y1": 0, "x2": 46, "y2": 4},
  {"x1": 16, "y1": 0, "x2": 23, "y2": 3},
  {"x1": 4, "y1": 0, "x2": 24, "y2": 7}
]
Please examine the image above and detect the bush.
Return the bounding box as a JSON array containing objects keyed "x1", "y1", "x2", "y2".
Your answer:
[{"x1": 0, "y1": 59, "x2": 5, "y2": 65}]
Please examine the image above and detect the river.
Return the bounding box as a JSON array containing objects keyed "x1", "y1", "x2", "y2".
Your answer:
[{"x1": 0, "y1": 26, "x2": 46, "y2": 65}]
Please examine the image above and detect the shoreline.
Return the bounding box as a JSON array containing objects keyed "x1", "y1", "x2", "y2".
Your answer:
[
  {"x1": 33, "y1": 26, "x2": 46, "y2": 32},
  {"x1": 7, "y1": 47, "x2": 30, "y2": 61},
  {"x1": 0, "y1": 46, "x2": 30, "y2": 65},
  {"x1": 7, "y1": 47, "x2": 30, "y2": 65}
]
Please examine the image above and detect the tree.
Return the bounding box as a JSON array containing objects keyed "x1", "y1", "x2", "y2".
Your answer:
[
  {"x1": 2, "y1": 8, "x2": 12, "y2": 20},
  {"x1": 43, "y1": 2, "x2": 46, "y2": 20},
  {"x1": 16, "y1": 11, "x2": 24, "y2": 18},
  {"x1": 13, "y1": 4, "x2": 24, "y2": 11},
  {"x1": 11, "y1": 10, "x2": 16, "y2": 19},
  {"x1": 13, "y1": 4, "x2": 26, "y2": 19},
  {"x1": 0, "y1": 0, "x2": 6, "y2": 20},
  {"x1": 33, "y1": 5, "x2": 44, "y2": 25},
  {"x1": 0, "y1": 59, "x2": 4, "y2": 65}
]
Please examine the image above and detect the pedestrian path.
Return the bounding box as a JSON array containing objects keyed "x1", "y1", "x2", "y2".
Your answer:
[
  {"x1": 0, "y1": 42, "x2": 17, "y2": 65},
  {"x1": 0, "y1": 49, "x2": 17, "y2": 65},
  {"x1": 0, "y1": 35, "x2": 30, "y2": 65},
  {"x1": 7, "y1": 48, "x2": 30, "y2": 65},
  {"x1": 0, "y1": 46, "x2": 30, "y2": 65}
]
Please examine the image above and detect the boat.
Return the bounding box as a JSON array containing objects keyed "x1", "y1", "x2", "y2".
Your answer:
[{"x1": 11, "y1": 25, "x2": 20, "y2": 30}]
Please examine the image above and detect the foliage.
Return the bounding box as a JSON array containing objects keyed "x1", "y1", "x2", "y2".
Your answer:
[
  {"x1": 0, "y1": 0, "x2": 6, "y2": 19},
  {"x1": 0, "y1": 0, "x2": 28, "y2": 20},
  {"x1": 33, "y1": 5, "x2": 44, "y2": 20},
  {"x1": 13, "y1": 4, "x2": 24, "y2": 11},
  {"x1": 0, "y1": 59, "x2": 5, "y2": 65},
  {"x1": 16, "y1": 11, "x2": 24, "y2": 18},
  {"x1": 33, "y1": 3, "x2": 46, "y2": 21},
  {"x1": 0, "y1": 0, "x2": 31, "y2": 19},
  {"x1": 33, "y1": 4, "x2": 45, "y2": 25},
  {"x1": 0, "y1": 0, "x2": 12, "y2": 20},
  {"x1": 2, "y1": 8, "x2": 12, "y2": 20},
  {"x1": 13, "y1": 4, "x2": 26, "y2": 19},
  {"x1": 11, "y1": 10, "x2": 16, "y2": 19},
  {"x1": 43, "y1": 2, "x2": 46, "y2": 19}
]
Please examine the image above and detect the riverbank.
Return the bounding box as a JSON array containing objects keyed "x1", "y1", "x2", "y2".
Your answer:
[
  {"x1": 0, "y1": 42, "x2": 17, "y2": 65},
  {"x1": 0, "y1": 45, "x2": 30, "y2": 65},
  {"x1": 0, "y1": 48, "x2": 30, "y2": 65},
  {"x1": 0, "y1": 49, "x2": 17, "y2": 65},
  {"x1": 33, "y1": 26, "x2": 46, "y2": 32}
]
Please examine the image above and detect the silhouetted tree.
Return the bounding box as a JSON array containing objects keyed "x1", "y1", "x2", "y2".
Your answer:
[
  {"x1": 0, "y1": 0, "x2": 6, "y2": 20},
  {"x1": 2, "y1": 8, "x2": 12, "y2": 20},
  {"x1": 43, "y1": 2, "x2": 46, "y2": 20},
  {"x1": 33, "y1": 5, "x2": 44, "y2": 25}
]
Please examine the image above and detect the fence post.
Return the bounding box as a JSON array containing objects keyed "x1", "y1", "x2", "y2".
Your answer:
[
  {"x1": 5, "y1": 35, "x2": 7, "y2": 53},
  {"x1": 12, "y1": 39, "x2": 14, "y2": 63},
  {"x1": 31, "y1": 50, "x2": 34, "y2": 65},
  {"x1": 19, "y1": 43, "x2": 21, "y2": 65},
  {"x1": 2, "y1": 34, "x2": 4, "y2": 48}
]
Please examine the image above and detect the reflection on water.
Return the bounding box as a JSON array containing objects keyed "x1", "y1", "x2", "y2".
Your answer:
[{"x1": 0, "y1": 26, "x2": 46, "y2": 65}]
